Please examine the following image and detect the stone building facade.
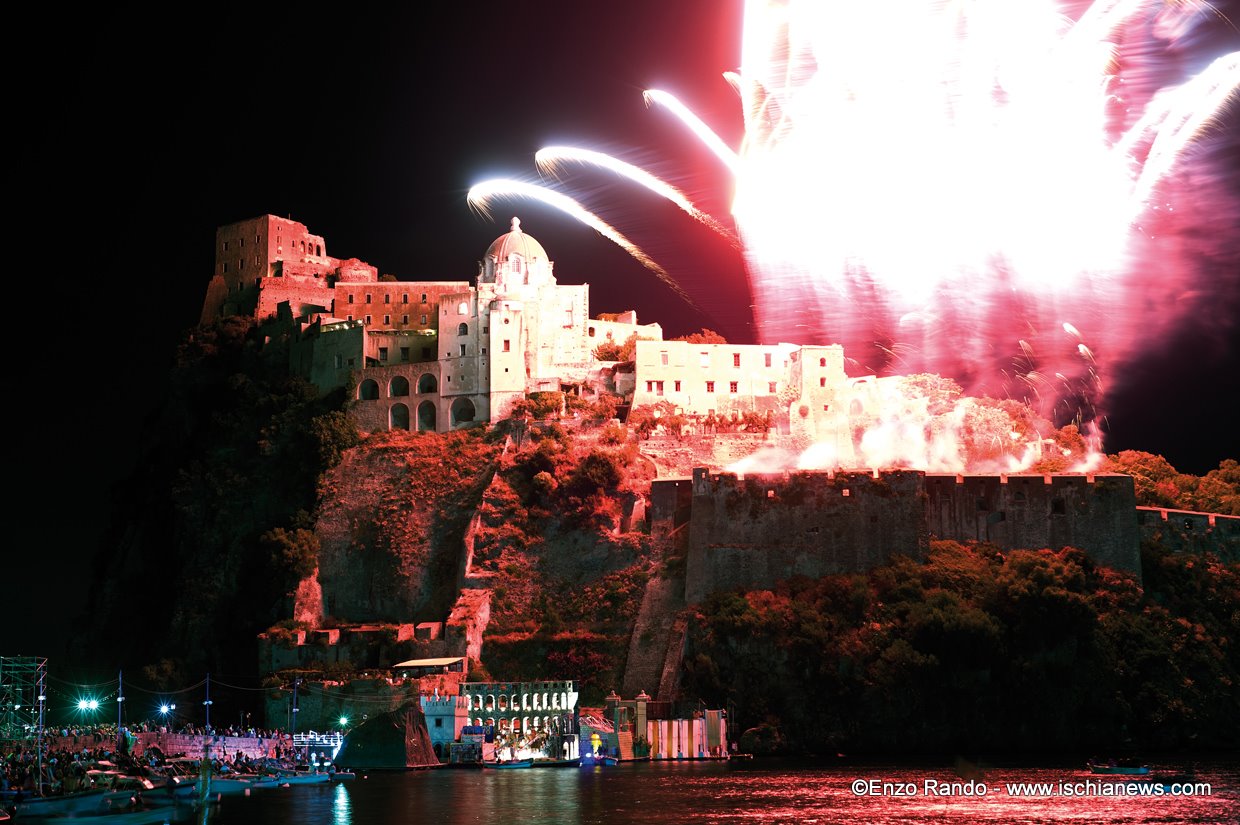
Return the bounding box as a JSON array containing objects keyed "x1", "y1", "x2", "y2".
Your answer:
[{"x1": 205, "y1": 214, "x2": 659, "y2": 434}]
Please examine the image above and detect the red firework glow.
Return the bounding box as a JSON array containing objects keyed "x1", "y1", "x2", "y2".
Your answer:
[{"x1": 470, "y1": 0, "x2": 1239, "y2": 446}]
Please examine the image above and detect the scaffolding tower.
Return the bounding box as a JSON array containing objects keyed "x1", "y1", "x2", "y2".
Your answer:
[{"x1": 0, "y1": 655, "x2": 47, "y2": 739}]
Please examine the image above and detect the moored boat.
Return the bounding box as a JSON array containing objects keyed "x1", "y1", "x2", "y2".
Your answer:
[
  {"x1": 1088, "y1": 761, "x2": 1150, "y2": 775},
  {"x1": 484, "y1": 759, "x2": 533, "y2": 769}
]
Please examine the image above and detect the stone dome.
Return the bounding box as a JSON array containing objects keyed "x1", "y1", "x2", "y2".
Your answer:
[{"x1": 485, "y1": 217, "x2": 547, "y2": 263}]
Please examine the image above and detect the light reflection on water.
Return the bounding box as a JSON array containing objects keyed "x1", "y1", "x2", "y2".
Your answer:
[{"x1": 206, "y1": 760, "x2": 1239, "y2": 825}]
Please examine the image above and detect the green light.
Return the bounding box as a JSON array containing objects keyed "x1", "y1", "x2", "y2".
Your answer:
[{"x1": 339, "y1": 716, "x2": 349, "y2": 727}]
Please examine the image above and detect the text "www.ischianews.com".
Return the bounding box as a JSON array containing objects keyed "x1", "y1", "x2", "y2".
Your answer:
[{"x1": 850, "y1": 779, "x2": 1213, "y2": 797}]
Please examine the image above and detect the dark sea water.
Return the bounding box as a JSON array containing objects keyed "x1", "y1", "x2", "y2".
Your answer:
[{"x1": 194, "y1": 759, "x2": 1239, "y2": 825}]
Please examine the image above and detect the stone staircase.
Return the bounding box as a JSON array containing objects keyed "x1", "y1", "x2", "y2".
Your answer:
[
  {"x1": 616, "y1": 729, "x2": 634, "y2": 761},
  {"x1": 621, "y1": 575, "x2": 686, "y2": 698}
]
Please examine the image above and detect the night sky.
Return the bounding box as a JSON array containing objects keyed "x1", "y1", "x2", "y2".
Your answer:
[{"x1": 13, "y1": 2, "x2": 1238, "y2": 660}]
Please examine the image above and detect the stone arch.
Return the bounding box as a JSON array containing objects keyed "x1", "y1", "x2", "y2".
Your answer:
[
  {"x1": 358, "y1": 379, "x2": 379, "y2": 400},
  {"x1": 433, "y1": 743, "x2": 442, "y2": 757},
  {"x1": 417, "y1": 373, "x2": 437, "y2": 394},
  {"x1": 451, "y1": 397, "x2": 477, "y2": 428},
  {"x1": 457, "y1": 322, "x2": 469, "y2": 336},
  {"x1": 417, "y1": 401, "x2": 437, "y2": 432},
  {"x1": 390, "y1": 403, "x2": 410, "y2": 430},
  {"x1": 390, "y1": 376, "x2": 410, "y2": 397}
]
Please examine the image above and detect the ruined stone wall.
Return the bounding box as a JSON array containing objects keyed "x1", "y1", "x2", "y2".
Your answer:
[
  {"x1": 684, "y1": 469, "x2": 929, "y2": 602},
  {"x1": 1137, "y1": 507, "x2": 1240, "y2": 561},
  {"x1": 925, "y1": 473, "x2": 1141, "y2": 576},
  {"x1": 255, "y1": 277, "x2": 334, "y2": 321}
]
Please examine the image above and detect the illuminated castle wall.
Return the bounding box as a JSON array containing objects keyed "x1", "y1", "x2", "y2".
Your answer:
[{"x1": 652, "y1": 469, "x2": 1141, "y2": 602}]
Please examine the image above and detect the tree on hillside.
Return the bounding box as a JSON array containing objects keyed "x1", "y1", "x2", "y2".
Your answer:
[{"x1": 671, "y1": 329, "x2": 728, "y2": 344}]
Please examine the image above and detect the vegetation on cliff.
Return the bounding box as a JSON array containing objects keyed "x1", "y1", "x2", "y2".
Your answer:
[
  {"x1": 683, "y1": 539, "x2": 1239, "y2": 755},
  {"x1": 470, "y1": 420, "x2": 656, "y2": 701},
  {"x1": 78, "y1": 318, "x2": 357, "y2": 682}
]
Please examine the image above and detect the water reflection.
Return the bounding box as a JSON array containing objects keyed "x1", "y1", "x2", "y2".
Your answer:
[
  {"x1": 332, "y1": 782, "x2": 351, "y2": 825},
  {"x1": 201, "y1": 760, "x2": 1240, "y2": 825}
]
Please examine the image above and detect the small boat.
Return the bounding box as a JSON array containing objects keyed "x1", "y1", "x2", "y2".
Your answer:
[
  {"x1": 581, "y1": 754, "x2": 618, "y2": 767},
  {"x1": 532, "y1": 757, "x2": 581, "y2": 768},
  {"x1": 485, "y1": 759, "x2": 533, "y2": 769},
  {"x1": 1088, "y1": 761, "x2": 1150, "y2": 775},
  {"x1": 328, "y1": 770, "x2": 357, "y2": 781}
]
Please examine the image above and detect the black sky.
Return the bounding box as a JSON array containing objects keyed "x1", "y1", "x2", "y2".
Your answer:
[{"x1": 11, "y1": 1, "x2": 1238, "y2": 660}]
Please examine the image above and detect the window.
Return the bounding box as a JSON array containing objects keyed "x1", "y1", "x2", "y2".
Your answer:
[
  {"x1": 768, "y1": 382, "x2": 777, "y2": 393},
  {"x1": 400, "y1": 347, "x2": 410, "y2": 362},
  {"x1": 674, "y1": 380, "x2": 681, "y2": 392},
  {"x1": 588, "y1": 326, "x2": 596, "y2": 337},
  {"x1": 238, "y1": 258, "x2": 244, "y2": 270},
  {"x1": 459, "y1": 344, "x2": 467, "y2": 356},
  {"x1": 457, "y1": 301, "x2": 468, "y2": 315},
  {"x1": 729, "y1": 381, "x2": 738, "y2": 393},
  {"x1": 256, "y1": 234, "x2": 261, "y2": 244},
  {"x1": 379, "y1": 347, "x2": 388, "y2": 362},
  {"x1": 481, "y1": 348, "x2": 487, "y2": 355},
  {"x1": 346, "y1": 315, "x2": 353, "y2": 321},
  {"x1": 733, "y1": 353, "x2": 741, "y2": 367},
  {"x1": 421, "y1": 293, "x2": 428, "y2": 303},
  {"x1": 365, "y1": 314, "x2": 372, "y2": 324},
  {"x1": 239, "y1": 237, "x2": 244, "y2": 248},
  {"x1": 646, "y1": 381, "x2": 654, "y2": 392},
  {"x1": 222, "y1": 262, "x2": 228, "y2": 273},
  {"x1": 765, "y1": 353, "x2": 772, "y2": 367},
  {"x1": 402, "y1": 315, "x2": 409, "y2": 324},
  {"x1": 656, "y1": 381, "x2": 664, "y2": 396},
  {"x1": 820, "y1": 377, "x2": 826, "y2": 387},
  {"x1": 819, "y1": 357, "x2": 826, "y2": 367},
  {"x1": 661, "y1": 351, "x2": 669, "y2": 366},
  {"x1": 706, "y1": 381, "x2": 715, "y2": 393},
  {"x1": 382, "y1": 294, "x2": 389, "y2": 304},
  {"x1": 384, "y1": 315, "x2": 391, "y2": 325},
  {"x1": 334, "y1": 354, "x2": 343, "y2": 369},
  {"x1": 402, "y1": 294, "x2": 409, "y2": 304},
  {"x1": 348, "y1": 293, "x2": 355, "y2": 304},
  {"x1": 366, "y1": 294, "x2": 372, "y2": 304},
  {"x1": 223, "y1": 241, "x2": 229, "y2": 252},
  {"x1": 458, "y1": 323, "x2": 469, "y2": 336},
  {"x1": 434, "y1": 718, "x2": 443, "y2": 728},
  {"x1": 420, "y1": 314, "x2": 428, "y2": 325},
  {"x1": 503, "y1": 339, "x2": 511, "y2": 352}
]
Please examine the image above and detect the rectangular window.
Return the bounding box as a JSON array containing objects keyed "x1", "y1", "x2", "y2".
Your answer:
[
  {"x1": 656, "y1": 381, "x2": 664, "y2": 396},
  {"x1": 400, "y1": 347, "x2": 410, "y2": 362},
  {"x1": 222, "y1": 262, "x2": 228, "y2": 273},
  {"x1": 346, "y1": 315, "x2": 353, "y2": 321},
  {"x1": 706, "y1": 381, "x2": 715, "y2": 393},
  {"x1": 459, "y1": 344, "x2": 467, "y2": 356},
  {"x1": 348, "y1": 294, "x2": 354, "y2": 304},
  {"x1": 646, "y1": 381, "x2": 654, "y2": 392},
  {"x1": 729, "y1": 381, "x2": 738, "y2": 393},
  {"x1": 503, "y1": 339, "x2": 511, "y2": 352},
  {"x1": 820, "y1": 377, "x2": 826, "y2": 387},
  {"x1": 768, "y1": 382, "x2": 777, "y2": 393},
  {"x1": 223, "y1": 241, "x2": 229, "y2": 252},
  {"x1": 733, "y1": 353, "x2": 741, "y2": 367},
  {"x1": 421, "y1": 293, "x2": 428, "y2": 303},
  {"x1": 765, "y1": 353, "x2": 772, "y2": 367},
  {"x1": 346, "y1": 357, "x2": 355, "y2": 367},
  {"x1": 674, "y1": 380, "x2": 681, "y2": 392},
  {"x1": 379, "y1": 347, "x2": 389, "y2": 361},
  {"x1": 435, "y1": 718, "x2": 443, "y2": 728},
  {"x1": 661, "y1": 351, "x2": 669, "y2": 366},
  {"x1": 239, "y1": 237, "x2": 244, "y2": 248},
  {"x1": 402, "y1": 294, "x2": 409, "y2": 304},
  {"x1": 365, "y1": 314, "x2": 372, "y2": 324},
  {"x1": 402, "y1": 315, "x2": 409, "y2": 324},
  {"x1": 384, "y1": 315, "x2": 391, "y2": 325},
  {"x1": 384, "y1": 294, "x2": 391, "y2": 304},
  {"x1": 420, "y1": 314, "x2": 428, "y2": 325},
  {"x1": 481, "y1": 347, "x2": 487, "y2": 355},
  {"x1": 366, "y1": 294, "x2": 372, "y2": 304}
]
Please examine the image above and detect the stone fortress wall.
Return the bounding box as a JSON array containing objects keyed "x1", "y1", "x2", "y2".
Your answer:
[{"x1": 653, "y1": 469, "x2": 1142, "y2": 603}]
